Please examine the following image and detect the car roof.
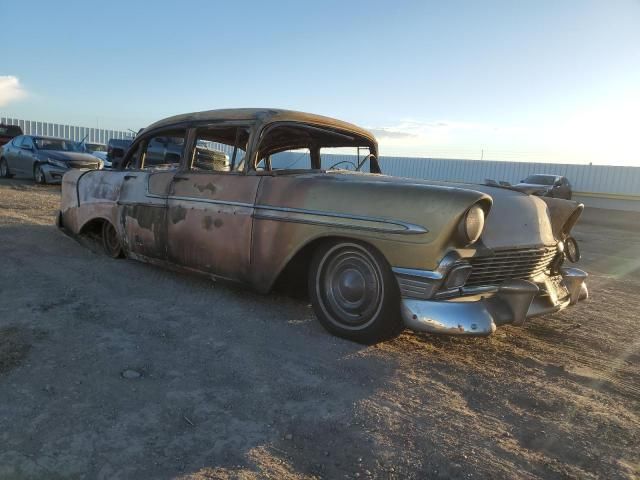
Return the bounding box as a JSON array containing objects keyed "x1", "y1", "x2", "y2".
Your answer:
[
  {"x1": 28, "y1": 135, "x2": 75, "y2": 141},
  {"x1": 529, "y1": 173, "x2": 561, "y2": 178},
  {"x1": 143, "y1": 108, "x2": 376, "y2": 143}
]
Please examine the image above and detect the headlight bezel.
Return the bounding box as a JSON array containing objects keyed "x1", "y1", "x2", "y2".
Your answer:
[{"x1": 458, "y1": 203, "x2": 486, "y2": 246}]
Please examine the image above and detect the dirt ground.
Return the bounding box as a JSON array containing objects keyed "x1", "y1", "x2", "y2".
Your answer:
[{"x1": 0, "y1": 178, "x2": 638, "y2": 480}]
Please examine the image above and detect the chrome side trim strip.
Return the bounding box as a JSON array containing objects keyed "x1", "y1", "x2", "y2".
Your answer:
[
  {"x1": 152, "y1": 193, "x2": 428, "y2": 235},
  {"x1": 253, "y1": 208, "x2": 426, "y2": 234}
]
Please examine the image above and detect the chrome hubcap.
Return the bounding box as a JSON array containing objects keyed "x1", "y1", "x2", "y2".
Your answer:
[{"x1": 317, "y1": 245, "x2": 383, "y2": 329}]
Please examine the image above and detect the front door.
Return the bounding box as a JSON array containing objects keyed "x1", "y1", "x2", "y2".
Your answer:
[
  {"x1": 165, "y1": 124, "x2": 258, "y2": 282},
  {"x1": 167, "y1": 172, "x2": 260, "y2": 282}
]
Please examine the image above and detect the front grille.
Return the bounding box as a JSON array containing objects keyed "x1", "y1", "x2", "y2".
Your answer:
[{"x1": 466, "y1": 246, "x2": 557, "y2": 287}]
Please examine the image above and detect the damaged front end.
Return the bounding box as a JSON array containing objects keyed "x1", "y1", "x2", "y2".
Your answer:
[
  {"x1": 396, "y1": 261, "x2": 587, "y2": 336},
  {"x1": 393, "y1": 194, "x2": 588, "y2": 336}
]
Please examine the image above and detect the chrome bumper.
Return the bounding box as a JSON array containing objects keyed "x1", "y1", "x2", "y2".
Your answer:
[{"x1": 400, "y1": 268, "x2": 588, "y2": 336}]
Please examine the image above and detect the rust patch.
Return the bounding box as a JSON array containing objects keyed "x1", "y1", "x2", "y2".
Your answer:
[
  {"x1": 196, "y1": 182, "x2": 217, "y2": 194},
  {"x1": 171, "y1": 205, "x2": 187, "y2": 224},
  {"x1": 123, "y1": 205, "x2": 168, "y2": 258},
  {"x1": 126, "y1": 205, "x2": 164, "y2": 230},
  {"x1": 202, "y1": 216, "x2": 223, "y2": 230}
]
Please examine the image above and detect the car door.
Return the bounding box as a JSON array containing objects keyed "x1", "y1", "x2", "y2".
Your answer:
[
  {"x1": 14, "y1": 136, "x2": 35, "y2": 175},
  {"x1": 117, "y1": 130, "x2": 185, "y2": 260},
  {"x1": 165, "y1": 124, "x2": 259, "y2": 282},
  {"x1": 3, "y1": 136, "x2": 22, "y2": 171}
]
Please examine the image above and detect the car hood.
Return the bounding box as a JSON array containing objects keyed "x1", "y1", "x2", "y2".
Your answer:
[
  {"x1": 40, "y1": 151, "x2": 100, "y2": 163},
  {"x1": 325, "y1": 171, "x2": 560, "y2": 248},
  {"x1": 89, "y1": 151, "x2": 108, "y2": 161}
]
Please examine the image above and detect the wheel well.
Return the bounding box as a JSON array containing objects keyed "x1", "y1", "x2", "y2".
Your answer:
[
  {"x1": 271, "y1": 236, "x2": 381, "y2": 298},
  {"x1": 79, "y1": 218, "x2": 108, "y2": 239}
]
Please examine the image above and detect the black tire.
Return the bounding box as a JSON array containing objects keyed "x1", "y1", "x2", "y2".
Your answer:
[
  {"x1": 308, "y1": 240, "x2": 402, "y2": 344},
  {"x1": 33, "y1": 164, "x2": 46, "y2": 184},
  {"x1": 0, "y1": 158, "x2": 11, "y2": 178},
  {"x1": 101, "y1": 221, "x2": 124, "y2": 258}
]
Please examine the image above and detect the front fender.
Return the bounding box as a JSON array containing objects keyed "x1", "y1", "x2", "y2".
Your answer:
[
  {"x1": 60, "y1": 170, "x2": 126, "y2": 235},
  {"x1": 249, "y1": 173, "x2": 490, "y2": 290}
]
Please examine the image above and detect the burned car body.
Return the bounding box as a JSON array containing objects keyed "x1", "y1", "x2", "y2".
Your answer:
[{"x1": 58, "y1": 109, "x2": 587, "y2": 343}]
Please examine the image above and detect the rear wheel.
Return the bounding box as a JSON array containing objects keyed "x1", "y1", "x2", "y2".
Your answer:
[
  {"x1": 308, "y1": 240, "x2": 402, "y2": 344},
  {"x1": 101, "y1": 221, "x2": 124, "y2": 258},
  {"x1": 33, "y1": 164, "x2": 46, "y2": 184},
  {"x1": 0, "y1": 158, "x2": 11, "y2": 178}
]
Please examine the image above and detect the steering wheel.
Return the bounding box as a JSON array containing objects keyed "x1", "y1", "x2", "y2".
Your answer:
[
  {"x1": 356, "y1": 153, "x2": 376, "y2": 170},
  {"x1": 328, "y1": 160, "x2": 357, "y2": 171}
]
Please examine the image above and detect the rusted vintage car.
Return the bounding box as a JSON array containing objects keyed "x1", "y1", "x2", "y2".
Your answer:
[{"x1": 58, "y1": 109, "x2": 588, "y2": 343}]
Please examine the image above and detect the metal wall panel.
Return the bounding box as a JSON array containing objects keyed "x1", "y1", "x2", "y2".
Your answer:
[
  {"x1": 2, "y1": 116, "x2": 638, "y2": 206},
  {"x1": 1, "y1": 117, "x2": 133, "y2": 145},
  {"x1": 378, "y1": 155, "x2": 640, "y2": 196}
]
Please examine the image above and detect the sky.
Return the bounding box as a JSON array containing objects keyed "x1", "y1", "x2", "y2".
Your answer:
[{"x1": 1, "y1": 0, "x2": 639, "y2": 165}]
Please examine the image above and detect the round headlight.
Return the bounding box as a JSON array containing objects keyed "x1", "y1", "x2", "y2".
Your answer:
[
  {"x1": 565, "y1": 236, "x2": 580, "y2": 263},
  {"x1": 460, "y1": 204, "x2": 485, "y2": 245}
]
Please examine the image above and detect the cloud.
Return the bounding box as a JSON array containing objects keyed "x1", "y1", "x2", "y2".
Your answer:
[
  {"x1": 0, "y1": 76, "x2": 27, "y2": 107},
  {"x1": 368, "y1": 129, "x2": 415, "y2": 139},
  {"x1": 365, "y1": 119, "x2": 530, "y2": 159}
]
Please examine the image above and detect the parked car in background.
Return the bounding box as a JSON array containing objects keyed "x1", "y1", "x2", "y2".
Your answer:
[
  {"x1": 106, "y1": 138, "x2": 133, "y2": 169},
  {"x1": 0, "y1": 124, "x2": 23, "y2": 148},
  {"x1": 58, "y1": 109, "x2": 588, "y2": 344},
  {"x1": 0, "y1": 135, "x2": 102, "y2": 184},
  {"x1": 78, "y1": 141, "x2": 110, "y2": 168},
  {"x1": 513, "y1": 174, "x2": 572, "y2": 200}
]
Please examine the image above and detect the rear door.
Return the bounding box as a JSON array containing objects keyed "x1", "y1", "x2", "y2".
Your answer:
[
  {"x1": 117, "y1": 129, "x2": 186, "y2": 260},
  {"x1": 3, "y1": 136, "x2": 22, "y2": 171}
]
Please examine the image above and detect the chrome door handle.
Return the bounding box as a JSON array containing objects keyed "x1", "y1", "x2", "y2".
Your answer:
[{"x1": 124, "y1": 174, "x2": 137, "y2": 180}]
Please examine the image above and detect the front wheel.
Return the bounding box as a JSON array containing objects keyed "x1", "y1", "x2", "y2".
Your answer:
[
  {"x1": 34, "y1": 164, "x2": 46, "y2": 184},
  {"x1": 308, "y1": 240, "x2": 402, "y2": 344},
  {"x1": 101, "y1": 221, "x2": 124, "y2": 258},
  {"x1": 0, "y1": 158, "x2": 11, "y2": 178}
]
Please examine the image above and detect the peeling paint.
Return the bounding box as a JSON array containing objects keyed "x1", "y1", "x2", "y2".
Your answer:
[
  {"x1": 171, "y1": 205, "x2": 187, "y2": 224},
  {"x1": 202, "y1": 216, "x2": 213, "y2": 230},
  {"x1": 196, "y1": 182, "x2": 217, "y2": 194}
]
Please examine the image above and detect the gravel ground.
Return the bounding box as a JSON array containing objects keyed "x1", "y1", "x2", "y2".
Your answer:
[{"x1": 0, "y1": 178, "x2": 638, "y2": 479}]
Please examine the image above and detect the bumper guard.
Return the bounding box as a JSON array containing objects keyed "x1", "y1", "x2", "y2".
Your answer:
[{"x1": 400, "y1": 268, "x2": 588, "y2": 336}]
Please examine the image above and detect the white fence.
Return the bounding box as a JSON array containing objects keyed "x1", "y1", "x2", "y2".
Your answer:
[
  {"x1": 1, "y1": 117, "x2": 133, "y2": 144},
  {"x1": 378, "y1": 156, "x2": 640, "y2": 211},
  {"x1": 3, "y1": 117, "x2": 638, "y2": 210}
]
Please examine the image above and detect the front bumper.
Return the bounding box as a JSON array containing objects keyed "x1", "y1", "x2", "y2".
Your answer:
[
  {"x1": 400, "y1": 268, "x2": 588, "y2": 336},
  {"x1": 40, "y1": 164, "x2": 68, "y2": 184}
]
